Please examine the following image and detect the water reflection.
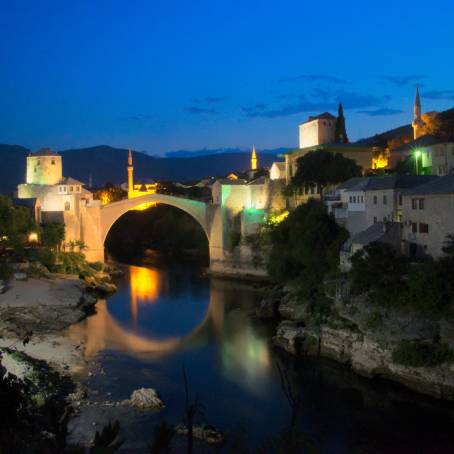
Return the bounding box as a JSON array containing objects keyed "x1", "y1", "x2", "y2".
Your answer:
[
  {"x1": 67, "y1": 264, "x2": 272, "y2": 392},
  {"x1": 129, "y1": 265, "x2": 164, "y2": 321}
]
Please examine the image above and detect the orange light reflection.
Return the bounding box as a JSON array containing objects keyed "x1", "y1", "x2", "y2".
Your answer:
[{"x1": 130, "y1": 265, "x2": 160, "y2": 321}]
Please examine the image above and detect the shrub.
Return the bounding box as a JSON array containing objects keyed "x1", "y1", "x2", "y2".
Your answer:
[
  {"x1": 90, "y1": 261, "x2": 103, "y2": 272},
  {"x1": 392, "y1": 341, "x2": 454, "y2": 368},
  {"x1": 0, "y1": 263, "x2": 13, "y2": 281}
]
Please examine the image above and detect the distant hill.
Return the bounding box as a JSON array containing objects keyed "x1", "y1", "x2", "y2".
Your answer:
[{"x1": 0, "y1": 144, "x2": 282, "y2": 195}]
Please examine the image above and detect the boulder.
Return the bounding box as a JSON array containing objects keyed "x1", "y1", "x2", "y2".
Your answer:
[
  {"x1": 273, "y1": 321, "x2": 305, "y2": 355},
  {"x1": 123, "y1": 387, "x2": 164, "y2": 410}
]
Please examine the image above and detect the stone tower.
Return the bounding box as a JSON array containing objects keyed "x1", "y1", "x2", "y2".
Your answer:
[
  {"x1": 127, "y1": 148, "x2": 134, "y2": 197},
  {"x1": 26, "y1": 148, "x2": 62, "y2": 185},
  {"x1": 412, "y1": 86, "x2": 425, "y2": 140},
  {"x1": 251, "y1": 145, "x2": 257, "y2": 170}
]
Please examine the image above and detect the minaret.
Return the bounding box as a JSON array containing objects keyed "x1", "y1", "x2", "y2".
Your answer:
[
  {"x1": 127, "y1": 148, "x2": 134, "y2": 198},
  {"x1": 412, "y1": 86, "x2": 425, "y2": 140},
  {"x1": 251, "y1": 145, "x2": 257, "y2": 170}
]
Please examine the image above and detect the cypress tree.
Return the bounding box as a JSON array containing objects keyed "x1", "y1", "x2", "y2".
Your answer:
[{"x1": 335, "y1": 103, "x2": 349, "y2": 144}]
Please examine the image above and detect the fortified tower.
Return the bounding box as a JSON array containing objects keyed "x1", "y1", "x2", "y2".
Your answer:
[
  {"x1": 412, "y1": 86, "x2": 425, "y2": 140},
  {"x1": 26, "y1": 148, "x2": 62, "y2": 185}
]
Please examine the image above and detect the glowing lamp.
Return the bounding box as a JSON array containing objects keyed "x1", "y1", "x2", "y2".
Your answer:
[{"x1": 28, "y1": 232, "x2": 39, "y2": 243}]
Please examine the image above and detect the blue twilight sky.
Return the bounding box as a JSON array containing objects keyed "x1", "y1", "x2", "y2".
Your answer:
[{"x1": 1, "y1": 0, "x2": 454, "y2": 155}]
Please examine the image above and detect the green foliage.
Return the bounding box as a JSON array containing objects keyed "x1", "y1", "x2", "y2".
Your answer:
[
  {"x1": 394, "y1": 155, "x2": 417, "y2": 175},
  {"x1": 53, "y1": 252, "x2": 87, "y2": 275},
  {"x1": 31, "y1": 248, "x2": 57, "y2": 269},
  {"x1": 392, "y1": 341, "x2": 454, "y2": 368},
  {"x1": 90, "y1": 261, "x2": 103, "y2": 272},
  {"x1": 40, "y1": 222, "x2": 65, "y2": 251},
  {"x1": 350, "y1": 242, "x2": 408, "y2": 303},
  {"x1": 292, "y1": 150, "x2": 361, "y2": 191},
  {"x1": 266, "y1": 200, "x2": 349, "y2": 301},
  {"x1": 0, "y1": 195, "x2": 36, "y2": 253},
  {"x1": 350, "y1": 241, "x2": 454, "y2": 315}
]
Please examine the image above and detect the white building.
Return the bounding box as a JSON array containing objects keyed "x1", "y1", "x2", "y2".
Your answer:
[
  {"x1": 299, "y1": 113, "x2": 336, "y2": 149},
  {"x1": 401, "y1": 176, "x2": 454, "y2": 259}
]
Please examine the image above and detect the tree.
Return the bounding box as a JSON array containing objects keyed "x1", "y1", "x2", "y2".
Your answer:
[
  {"x1": 292, "y1": 150, "x2": 361, "y2": 195},
  {"x1": 266, "y1": 200, "x2": 348, "y2": 300},
  {"x1": 40, "y1": 222, "x2": 65, "y2": 253},
  {"x1": 0, "y1": 196, "x2": 36, "y2": 253},
  {"x1": 422, "y1": 112, "x2": 444, "y2": 137},
  {"x1": 335, "y1": 103, "x2": 348, "y2": 144}
]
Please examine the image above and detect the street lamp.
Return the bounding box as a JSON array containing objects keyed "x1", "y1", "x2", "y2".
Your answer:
[{"x1": 414, "y1": 149, "x2": 422, "y2": 175}]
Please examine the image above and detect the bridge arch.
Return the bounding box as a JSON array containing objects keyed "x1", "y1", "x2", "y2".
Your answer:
[{"x1": 99, "y1": 193, "x2": 211, "y2": 247}]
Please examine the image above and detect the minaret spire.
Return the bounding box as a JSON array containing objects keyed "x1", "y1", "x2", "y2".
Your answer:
[
  {"x1": 251, "y1": 145, "x2": 257, "y2": 170},
  {"x1": 127, "y1": 148, "x2": 134, "y2": 197},
  {"x1": 412, "y1": 86, "x2": 425, "y2": 140}
]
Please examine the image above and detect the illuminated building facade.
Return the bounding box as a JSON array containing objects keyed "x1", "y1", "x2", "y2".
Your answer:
[{"x1": 251, "y1": 145, "x2": 258, "y2": 170}]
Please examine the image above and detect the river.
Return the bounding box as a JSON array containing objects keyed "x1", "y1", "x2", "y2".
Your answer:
[{"x1": 67, "y1": 262, "x2": 454, "y2": 452}]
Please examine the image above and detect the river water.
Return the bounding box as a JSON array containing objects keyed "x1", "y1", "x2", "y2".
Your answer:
[{"x1": 67, "y1": 263, "x2": 454, "y2": 453}]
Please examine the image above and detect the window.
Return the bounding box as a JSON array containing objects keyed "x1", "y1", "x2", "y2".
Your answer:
[
  {"x1": 353, "y1": 196, "x2": 356, "y2": 203},
  {"x1": 373, "y1": 195, "x2": 377, "y2": 205},
  {"x1": 76, "y1": 186, "x2": 81, "y2": 192},
  {"x1": 419, "y1": 223, "x2": 429, "y2": 233},
  {"x1": 412, "y1": 199, "x2": 417, "y2": 209},
  {"x1": 64, "y1": 202, "x2": 70, "y2": 211},
  {"x1": 398, "y1": 195, "x2": 402, "y2": 206},
  {"x1": 412, "y1": 222, "x2": 417, "y2": 233},
  {"x1": 383, "y1": 195, "x2": 387, "y2": 205},
  {"x1": 349, "y1": 196, "x2": 352, "y2": 203},
  {"x1": 373, "y1": 216, "x2": 377, "y2": 224},
  {"x1": 419, "y1": 199, "x2": 424, "y2": 210},
  {"x1": 51, "y1": 160, "x2": 55, "y2": 165},
  {"x1": 37, "y1": 160, "x2": 40, "y2": 166},
  {"x1": 361, "y1": 196, "x2": 364, "y2": 203},
  {"x1": 69, "y1": 186, "x2": 73, "y2": 192}
]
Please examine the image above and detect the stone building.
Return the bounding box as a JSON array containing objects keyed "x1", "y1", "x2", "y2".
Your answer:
[
  {"x1": 17, "y1": 147, "x2": 101, "y2": 252},
  {"x1": 299, "y1": 112, "x2": 337, "y2": 149},
  {"x1": 333, "y1": 175, "x2": 437, "y2": 237},
  {"x1": 401, "y1": 176, "x2": 454, "y2": 258}
]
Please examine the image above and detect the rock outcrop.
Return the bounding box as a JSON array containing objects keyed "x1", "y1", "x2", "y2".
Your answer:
[
  {"x1": 271, "y1": 288, "x2": 454, "y2": 400},
  {"x1": 122, "y1": 387, "x2": 165, "y2": 410}
]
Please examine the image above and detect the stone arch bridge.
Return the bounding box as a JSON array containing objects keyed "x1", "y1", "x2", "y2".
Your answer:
[
  {"x1": 81, "y1": 192, "x2": 252, "y2": 276},
  {"x1": 81, "y1": 192, "x2": 266, "y2": 277}
]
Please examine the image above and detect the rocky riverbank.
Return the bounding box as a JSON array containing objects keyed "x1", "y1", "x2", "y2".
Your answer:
[
  {"x1": 0, "y1": 265, "x2": 120, "y2": 450},
  {"x1": 259, "y1": 284, "x2": 454, "y2": 400}
]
